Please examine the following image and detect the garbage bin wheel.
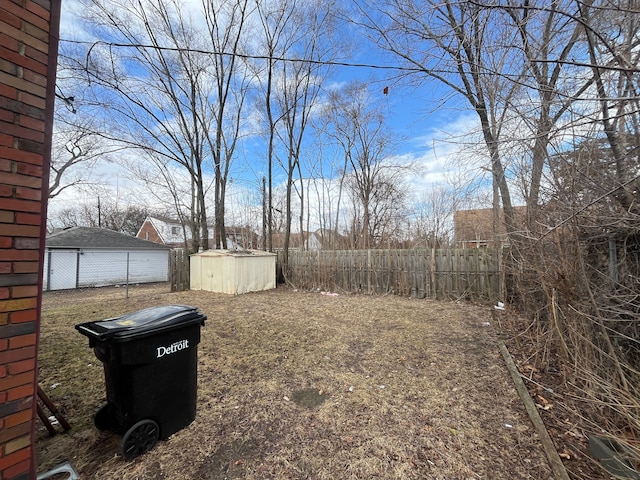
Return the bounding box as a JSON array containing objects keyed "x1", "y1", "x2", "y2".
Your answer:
[{"x1": 120, "y1": 419, "x2": 160, "y2": 461}]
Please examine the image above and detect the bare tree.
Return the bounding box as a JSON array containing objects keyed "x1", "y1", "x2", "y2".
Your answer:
[
  {"x1": 253, "y1": 0, "x2": 297, "y2": 252},
  {"x1": 202, "y1": 0, "x2": 253, "y2": 249},
  {"x1": 322, "y1": 82, "x2": 404, "y2": 249},
  {"x1": 353, "y1": 0, "x2": 526, "y2": 238},
  {"x1": 49, "y1": 119, "x2": 103, "y2": 198},
  {"x1": 577, "y1": 0, "x2": 640, "y2": 211},
  {"x1": 64, "y1": 0, "x2": 252, "y2": 252}
]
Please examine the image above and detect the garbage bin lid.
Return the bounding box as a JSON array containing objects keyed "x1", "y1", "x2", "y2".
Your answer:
[{"x1": 75, "y1": 305, "x2": 206, "y2": 342}]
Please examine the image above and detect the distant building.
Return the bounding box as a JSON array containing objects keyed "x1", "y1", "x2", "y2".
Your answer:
[
  {"x1": 454, "y1": 207, "x2": 526, "y2": 248},
  {"x1": 137, "y1": 215, "x2": 257, "y2": 251},
  {"x1": 137, "y1": 215, "x2": 190, "y2": 248},
  {"x1": 45, "y1": 227, "x2": 171, "y2": 290}
]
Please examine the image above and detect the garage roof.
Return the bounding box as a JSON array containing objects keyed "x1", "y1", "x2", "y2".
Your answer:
[{"x1": 46, "y1": 227, "x2": 172, "y2": 249}]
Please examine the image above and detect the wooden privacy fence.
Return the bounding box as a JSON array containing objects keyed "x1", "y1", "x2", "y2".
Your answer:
[
  {"x1": 170, "y1": 249, "x2": 190, "y2": 292},
  {"x1": 279, "y1": 248, "x2": 503, "y2": 301}
]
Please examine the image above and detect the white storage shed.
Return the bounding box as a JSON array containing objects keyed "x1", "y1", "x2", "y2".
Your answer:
[{"x1": 190, "y1": 249, "x2": 276, "y2": 295}]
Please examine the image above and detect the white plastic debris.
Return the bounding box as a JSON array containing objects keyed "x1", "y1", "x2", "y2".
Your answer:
[
  {"x1": 494, "y1": 301, "x2": 505, "y2": 311},
  {"x1": 348, "y1": 386, "x2": 354, "y2": 392},
  {"x1": 504, "y1": 423, "x2": 513, "y2": 428}
]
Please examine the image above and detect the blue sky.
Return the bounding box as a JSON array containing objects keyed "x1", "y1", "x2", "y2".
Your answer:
[{"x1": 50, "y1": 0, "x2": 491, "y2": 229}]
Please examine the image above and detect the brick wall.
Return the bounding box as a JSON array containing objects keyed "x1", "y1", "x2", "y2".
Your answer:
[
  {"x1": 0, "y1": 1, "x2": 60, "y2": 479},
  {"x1": 137, "y1": 220, "x2": 164, "y2": 244}
]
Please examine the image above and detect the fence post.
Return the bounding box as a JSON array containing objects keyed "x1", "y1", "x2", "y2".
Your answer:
[{"x1": 126, "y1": 252, "x2": 130, "y2": 298}]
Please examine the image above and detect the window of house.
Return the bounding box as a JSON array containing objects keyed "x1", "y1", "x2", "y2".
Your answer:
[{"x1": 172, "y1": 226, "x2": 179, "y2": 235}]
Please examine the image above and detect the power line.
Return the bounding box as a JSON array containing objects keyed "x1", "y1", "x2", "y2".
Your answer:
[{"x1": 61, "y1": 38, "x2": 426, "y2": 73}]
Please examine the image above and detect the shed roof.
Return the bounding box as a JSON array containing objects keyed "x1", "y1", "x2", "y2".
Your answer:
[
  {"x1": 192, "y1": 249, "x2": 276, "y2": 258},
  {"x1": 46, "y1": 227, "x2": 172, "y2": 250}
]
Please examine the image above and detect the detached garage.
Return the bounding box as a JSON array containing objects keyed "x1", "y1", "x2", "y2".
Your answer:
[
  {"x1": 44, "y1": 227, "x2": 171, "y2": 291},
  {"x1": 190, "y1": 249, "x2": 276, "y2": 295}
]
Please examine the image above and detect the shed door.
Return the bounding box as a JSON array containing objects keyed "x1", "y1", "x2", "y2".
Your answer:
[{"x1": 48, "y1": 250, "x2": 78, "y2": 290}]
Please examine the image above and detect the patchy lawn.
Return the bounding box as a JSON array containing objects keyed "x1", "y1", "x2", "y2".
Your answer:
[{"x1": 36, "y1": 284, "x2": 552, "y2": 479}]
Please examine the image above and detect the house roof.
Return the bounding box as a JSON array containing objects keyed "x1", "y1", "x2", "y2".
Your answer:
[{"x1": 46, "y1": 227, "x2": 171, "y2": 250}]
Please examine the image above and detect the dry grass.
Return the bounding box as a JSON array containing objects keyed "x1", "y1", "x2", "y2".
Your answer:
[{"x1": 36, "y1": 284, "x2": 552, "y2": 479}]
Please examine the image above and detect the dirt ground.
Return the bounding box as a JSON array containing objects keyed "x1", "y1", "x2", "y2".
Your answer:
[{"x1": 36, "y1": 283, "x2": 559, "y2": 479}]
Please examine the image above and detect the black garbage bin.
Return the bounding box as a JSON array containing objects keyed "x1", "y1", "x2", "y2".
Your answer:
[{"x1": 75, "y1": 305, "x2": 206, "y2": 460}]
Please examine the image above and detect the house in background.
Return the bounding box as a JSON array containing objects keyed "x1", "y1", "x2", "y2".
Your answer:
[
  {"x1": 454, "y1": 207, "x2": 526, "y2": 248},
  {"x1": 45, "y1": 227, "x2": 171, "y2": 290},
  {"x1": 137, "y1": 215, "x2": 256, "y2": 250},
  {"x1": 137, "y1": 215, "x2": 191, "y2": 248}
]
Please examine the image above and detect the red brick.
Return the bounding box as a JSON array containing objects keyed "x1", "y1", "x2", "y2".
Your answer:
[
  {"x1": 26, "y1": 0, "x2": 51, "y2": 22},
  {"x1": 24, "y1": 48, "x2": 48, "y2": 70},
  {"x1": 0, "y1": 371, "x2": 34, "y2": 391},
  {"x1": 7, "y1": 359, "x2": 35, "y2": 376},
  {"x1": 0, "y1": 198, "x2": 40, "y2": 213},
  {"x1": 0, "y1": 339, "x2": 7, "y2": 351},
  {"x1": 0, "y1": 365, "x2": 6, "y2": 377},
  {"x1": 16, "y1": 186, "x2": 42, "y2": 201},
  {"x1": 18, "y1": 114, "x2": 45, "y2": 133},
  {"x1": 17, "y1": 90, "x2": 46, "y2": 109},
  {"x1": 0, "y1": 237, "x2": 12, "y2": 248},
  {"x1": 0, "y1": 158, "x2": 11, "y2": 171},
  {"x1": 8, "y1": 334, "x2": 36, "y2": 349},
  {"x1": 0, "y1": 10, "x2": 22, "y2": 30},
  {"x1": 0, "y1": 184, "x2": 13, "y2": 197},
  {"x1": 0, "y1": 21, "x2": 48, "y2": 54},
  {"x1": 9, "y1": 309, "x2": 37, "y2": 322},
  {"x1": 22, "y1": 17, "x2": 49, "y2": 42},
  {"x1": 0, "y1": 225, "x2": 40, "y2": 238},
  {"x1": 0, "y1": 132, "x2": 13, "y2": 147},
  {"x1": 11, "y1": 285, "x2": 38, "y2": 298},
  {"x1": 0, "y1": 390, "x2": 6, "y2": 403},
  {"x1": 12, "y1": 261, "x2": 38, "y2": 273},
  {"x1": 4, "y1": 409, "x2": 32, "y2": 429},
  {"x1": 0, "y1": 31, "x2": 20, "y2": 54},
  {"x1": 0, "y1": 314, "x2": 7, "y2": 327},
  {"x1": 0, "y1": 106, "x2": 15, "y2": 123},
  {"x1": 3, "y1": 458, "x2": 31, "y2": 478},
  {"x1": 0, "y1": 145, "x2": 42, "y2": 164},
  {"x1": 0, "y1": 447, "x2": 31, "y2": 471},
  {"x1": 15, "y1": 212, "x2": 40, "y2": 225},
  {"x1": 16, "y1": 161, "x2": 42, "y2": 177},
  {"x1": 22, "y1": 67, "x2": 47, "y2": 88},
  {"x1": 7, "y1": 383, "x2": 34, "y2": 401},
  {"x1": 0, "y1": 346, "x2": 36, "y2": 364},
  {"x1": 0, "y1": 249, "x2": 40, "y2": 261},
  {"x1": 0, "y1": 82, "x2": 18, "y2": 100},
  {"x1": 0, "y1": 347, "x2": 35, "y2": 368},
  {"x1": 0, "y1": 287, "x2": 9, "y2": 299},
  {"x1": 1, "y1": 172, "x2": 42, "y2": 189},
  {"x1": 0, "y1": 262, "x2": 11, "y2": 274},
  {"x1": 0, "y1": 121, "x2": 44, "y2": 143},
  {"x1": 2, "y1": 0, "x2": 49, "y2": 30},
  {"x1": 0, "y1": 46, "x2": 47, "y2": 76},
  {"x1": 0, "y1": 233, "x2": 40, "y2": 246}
]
